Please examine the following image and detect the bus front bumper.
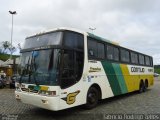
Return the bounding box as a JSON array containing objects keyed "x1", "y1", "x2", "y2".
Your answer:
[{"x1": 15, "y1": 91, "x2": 60, "y2": 111}]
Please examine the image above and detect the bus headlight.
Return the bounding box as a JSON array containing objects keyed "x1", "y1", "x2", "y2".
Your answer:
[{"x1": 38, "y1": 90, "x2": 56, "y2": 96}]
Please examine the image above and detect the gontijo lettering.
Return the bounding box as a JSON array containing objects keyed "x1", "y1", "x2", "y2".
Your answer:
[{"x1": 131, "y1": 67, "x2": 145, "y2": 73}]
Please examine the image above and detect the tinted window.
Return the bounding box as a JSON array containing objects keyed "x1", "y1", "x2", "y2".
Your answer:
[
  {"x1": 120, "y1": 49, "x2": 130, "y2": 62},
  {"x1": 88, "y1": 39, "x2": 97, "y2": 58},
  {"x1": 64, "y1": 31, "x2": 84, "y2": 50},
  {"x1": 107, "y1": 45, "x2": 114, "y2": 60},
  {"x1": 106, "y1": 45, "x2": 119, "y2": 61},
  {"x1": 24, "y1": 32, "x2": 63, "y2": 49},
  {"x1": 150, "y1": 57, "x2": 153, "y2": 66},
  {"x1": 97, "y1": 43, "x2": 105, "y2": 59},
  {"x1": 61, "y1": 50, "x2": 84, "y2": 89},
  {"x1": 145, "y1": 56, "x2": 150, "y2": 66},
  {"x1": 114, "y1": 47, "x2": 119, "y2": 61},
  {"x1": 61, "y1": 50, "x2": 75, "y2": 88},
  {"x1": 131, "y1": 52, "x2": 138, "y2": 64},
  {"x1": 139, "y1": 54, "x2": 145, "y2": 65}
]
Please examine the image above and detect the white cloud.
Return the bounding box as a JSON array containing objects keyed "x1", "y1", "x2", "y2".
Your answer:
[{"x1": 0, "y1": 0, "x2": 160, "y2": 64}]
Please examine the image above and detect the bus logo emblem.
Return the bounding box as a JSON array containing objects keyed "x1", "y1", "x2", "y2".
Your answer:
[{"x1": 61, "y1": 90, "x2": 80, "y2": 105}]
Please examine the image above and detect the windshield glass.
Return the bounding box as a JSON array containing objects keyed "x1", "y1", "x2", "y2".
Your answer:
[
  {"x1": 23, "y1": 32, "x2": 62, "y2": 49},
  {"x1": 19, "y1": 49, "x2": 60, "y2": 85}
]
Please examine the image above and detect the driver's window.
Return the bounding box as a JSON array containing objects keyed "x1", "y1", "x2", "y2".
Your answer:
[{"x1": 61, "y1": 50, "x2": 75, "y2": 88}]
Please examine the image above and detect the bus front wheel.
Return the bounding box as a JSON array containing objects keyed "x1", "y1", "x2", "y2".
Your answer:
[{"x1": 85, "y1": 87, "x2": 99, "y2": 109}]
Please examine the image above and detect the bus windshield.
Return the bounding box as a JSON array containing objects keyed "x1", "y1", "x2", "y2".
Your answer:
[
  {"x1": 24, "y1": 32, "x2": 62, "y2": 49},
  {"x1": 18, "y1": 30, "x2": 84, "y2": 88},
  {"x1": 19, "y1": 49, "x2": 60, "y2": 85}
]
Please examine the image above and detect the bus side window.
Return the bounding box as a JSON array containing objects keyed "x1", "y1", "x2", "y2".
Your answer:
[
  {"x1": 139, "y1": 54, "x2": 145, "y2": 65},
  {"x1": 97, "y1": 42, "x2": 105, "y2": 59},
  {"x1": 145, "y1": 56, "x2": 150, "y2": 66},
  {"x1": 88, "y1": 39, "x2": 97, "y2": 59},
  {"x1": 113, "y1": 47, "x2": 119, "y2": 61},
  {"x1": 150, "y1": 57, "x2": 153, "y2": 66},
  {"x1": 120, "y1": 49, "x2": 130, "y2": 63},
  {"x1": 107, "y1": 45, "x2": 114, "y2": 60},
  {"x1": 131, "y1": 52, "x2": 138, "y2": 64}
]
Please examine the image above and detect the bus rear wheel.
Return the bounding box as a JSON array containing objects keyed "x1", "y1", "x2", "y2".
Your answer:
[
  {"x1": 145, "y1": 80, "x2": 148, "y2": 89},
  {"x1": 139, "y1": 81, "x2": 145, "y2": 93},
  {"x1": 85, "y1": 87, "x2": 99, "y2": 109}
]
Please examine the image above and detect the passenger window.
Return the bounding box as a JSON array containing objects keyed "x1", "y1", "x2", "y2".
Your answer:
[
  {"x1": 120, "y1": 49, "x2": 130, "y2": 63},
  {"x1": 139, "y1": 54, "x2": 145, "y2": 65},
  {"x1": 131, "y1": 52, "x2": 138, "y2": 64},
  {"x1": 145, "y1": 56, "x2": 150, "y2": 66},
  {"x1": 106, "y1": 45, "x2": 119, "y2": 61},
  {"x1": 150, "y1": 57, "x2": 153, "y2": 66},
  {"x1": 97, "y1": 43, "x2": 105, "y2": 59},
  {"x1": 107, "y1": 45, "x2": 114, "y2": 60},
  {"x1": 114, "y1": 47, "x2": 119, "y2": 61},
  {"x1": 88, "y1": 39, "x2": 97, "y2": 58}
]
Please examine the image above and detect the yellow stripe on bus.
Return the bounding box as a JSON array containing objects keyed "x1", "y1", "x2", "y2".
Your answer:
[
  {"x1": 120, "y1": 64, "x2": 154, "y2": 92},
  {"x1": 120, "y1": 64, "x2": 135, "y2": 92}
]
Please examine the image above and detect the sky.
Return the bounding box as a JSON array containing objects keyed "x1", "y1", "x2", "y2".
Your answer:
[{"x1": 0, "y1": 0, "x2": 160, "y2": 64}]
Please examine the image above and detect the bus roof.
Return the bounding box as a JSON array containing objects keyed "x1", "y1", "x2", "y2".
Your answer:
[
  {"x1": 26, "y1": 27, "x2": 86, "y2": 39},
  {"x1": 87, "y1": 32, "x2": 119, "y2": 46},
  {"x1": 25, "y1": 27, "x2": 151, "y2": 57},
  {"x1": 26, "y1": 27, "x2": 119, "y2": 45}
]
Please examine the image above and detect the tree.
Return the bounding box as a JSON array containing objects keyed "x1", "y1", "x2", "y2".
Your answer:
[
  {"x1": 1, "y1": 41, "x2": 16, "y2": 54},
  {"x1": 9, "y1": 46, "x2": 16, "y2": 55},
  {"x1": 2, "y1": 41, "x2": 10, "y2": 53}
]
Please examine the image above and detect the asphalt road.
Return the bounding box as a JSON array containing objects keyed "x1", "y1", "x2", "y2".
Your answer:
[{"x1": 0, "y1": 77, "x2": 160, "y2": 120}]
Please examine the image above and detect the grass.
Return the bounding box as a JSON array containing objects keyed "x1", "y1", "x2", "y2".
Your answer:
[{"x1": 0, "y1": 53, "x2": 20, "y2": 61}]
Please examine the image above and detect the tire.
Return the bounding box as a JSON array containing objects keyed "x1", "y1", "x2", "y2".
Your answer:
[
  {"x1": 145, "y1": 81, "x2": 148, "y2": 89},
  {"x1": 85, "y1": 87, "x2": 99, "y2": 109},
  {"x1": 143, "y1": 80, "x2": 148, "y2": 92},
  {"x1": 139, "y1": 81, "x2": 145, "y2": 93}
]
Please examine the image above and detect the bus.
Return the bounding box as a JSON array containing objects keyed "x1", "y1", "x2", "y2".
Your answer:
[{"x1": 15, "y1": 27, "x2": 154, "y2": 111}]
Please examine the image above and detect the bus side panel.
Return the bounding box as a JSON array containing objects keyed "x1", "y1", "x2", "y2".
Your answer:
[
  {"x1": 101, "y1": 61, "x2": 128, "y2": 96},
  {"x1": 120, "y1": 64, "x2": 136, "y2": 92},
  {"x1": 121, "y1": 65, "x2": 154, "y2": 92},
  {"x1": 112, "y1": 64, "x2": 128, "y2": 94},
  {"x1": 148, "y1": 75, "x2": 154, "y2": 86},
  {"x1": 88, "y1": 61, "x2": 114, "y2": 99}
]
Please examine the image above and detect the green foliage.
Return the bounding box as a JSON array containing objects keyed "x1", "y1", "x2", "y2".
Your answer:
[
  {"x1": 154, "y1": 65, "x2": 160, "y2": 69},
  {"x1": 154, "y1": 68, "x2": 160, "y2": 74},
  {"x1": 0, "y1": 53, "x2": 19, "y2": 61},
  {"x1": 154, "y1": 65, "x2": 160, "y2": 74}
]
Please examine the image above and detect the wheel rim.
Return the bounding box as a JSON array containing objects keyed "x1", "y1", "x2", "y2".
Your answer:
[{"x1": 88, "y1": 92, "x2": 97, "y2": 104}]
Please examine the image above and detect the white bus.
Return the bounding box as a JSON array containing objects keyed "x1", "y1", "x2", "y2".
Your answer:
[{"x1": 15, "y1": 27, "x2": 154, "y2": 111}]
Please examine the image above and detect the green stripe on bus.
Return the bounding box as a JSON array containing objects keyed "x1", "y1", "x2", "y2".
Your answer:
[
  {"x1": 112, "y1": 64, "x2": 128, "y2": 94},
  {"x1": 101, "y1": 61, "x2": 122, "y2": 96}
]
